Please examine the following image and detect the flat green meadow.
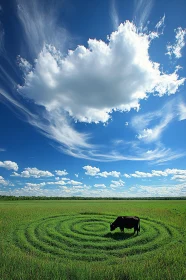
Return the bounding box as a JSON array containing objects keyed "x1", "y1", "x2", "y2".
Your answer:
[{"x1": 0, "y1": 199, "x2": 186, "y2": 280}]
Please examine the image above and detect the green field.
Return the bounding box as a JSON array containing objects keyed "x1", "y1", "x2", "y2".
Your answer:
[{"x1": 0, "y1": 200, "x2": 186, "y2": 280}]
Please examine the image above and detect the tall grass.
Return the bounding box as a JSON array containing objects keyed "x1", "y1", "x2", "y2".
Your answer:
[{"x1": 0, "y1": 200, "x2": 186, "y2": 280}]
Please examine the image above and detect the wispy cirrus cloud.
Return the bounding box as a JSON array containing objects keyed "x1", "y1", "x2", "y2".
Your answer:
[
  {"x1": 110, "y1": 0, "x2": 119, "y2": 30},
  {"x1": 166, "y1": 27, "x2": 186, "y2": 59},
  {"x1": 155, "y1": 15, "x2": 165, "y2": 34},
  {"x1": 130, "y1": 145, "x2": 184, "y2": 164},
  {"x1": 178, "y1": 101, "x2": 186, "y2": 121},
  {"x1": 137, "y1": 113, "x2": 173, "y2": 143},
  {"x1": 133, "y1": 0, "x2": 154, "y2": 29},
  {"x1": 16, "y1": 0, "x2": 69, "y2": 57},
  {"x1": 131, "y1": 99, "x2": 185, "y2": 144},
  {"x1": 0, "y1": 22, "x2": 4, "y2": 53}
]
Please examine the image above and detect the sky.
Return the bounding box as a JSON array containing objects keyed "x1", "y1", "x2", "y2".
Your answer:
[{"x1": 0, "y1": 0, "x2": 186, "y2": 197}]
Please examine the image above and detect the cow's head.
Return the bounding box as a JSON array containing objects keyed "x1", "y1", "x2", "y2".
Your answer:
[{"x1": 110, "y1": 222, "x2": 116, "y2": 231}]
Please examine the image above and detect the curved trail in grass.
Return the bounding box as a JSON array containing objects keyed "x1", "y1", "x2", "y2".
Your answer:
[{"x1": 13, "y1": 213, "x2": 181, "y2": 263}]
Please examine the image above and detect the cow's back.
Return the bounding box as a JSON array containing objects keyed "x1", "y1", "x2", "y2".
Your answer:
[{"x1": 122, "y1": 216, "x2": 139, "y2": 228}]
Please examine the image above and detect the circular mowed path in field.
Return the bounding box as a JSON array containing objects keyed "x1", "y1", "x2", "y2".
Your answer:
[{"x1": 13, "y1": 213, "x2": 181, "y2": 262}]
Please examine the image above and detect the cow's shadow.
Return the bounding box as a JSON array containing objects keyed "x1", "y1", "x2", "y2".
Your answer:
[{"x1": 104, "y1": 232, "x2": 134, "y2": 240}]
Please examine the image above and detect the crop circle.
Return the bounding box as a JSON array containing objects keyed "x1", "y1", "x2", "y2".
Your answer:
[{"x1": 13, "y1": 213, "x2": 181, "y2": 263}]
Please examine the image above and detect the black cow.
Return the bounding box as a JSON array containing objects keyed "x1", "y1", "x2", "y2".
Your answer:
[{"x1": 110, "y1": 216, "x2": 140, "y2": 235}]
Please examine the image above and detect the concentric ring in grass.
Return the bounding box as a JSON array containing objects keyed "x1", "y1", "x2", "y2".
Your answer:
[{"x1": 13, "y1": 213, "x2": 182, "y2": 263}]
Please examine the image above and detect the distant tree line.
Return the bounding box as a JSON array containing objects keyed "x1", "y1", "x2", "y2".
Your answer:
[{"x1": 0, "y1": 195, "x2": 185, "y2": 201}]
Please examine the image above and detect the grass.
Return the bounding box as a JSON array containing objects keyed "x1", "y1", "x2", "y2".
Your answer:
[{"x1": 0, "y1": 199, "x2": 186, "y2": 280}]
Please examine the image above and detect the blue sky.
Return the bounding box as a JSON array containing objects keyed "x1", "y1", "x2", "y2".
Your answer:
[{"x1": 0, "y1": 0, "x2": 186, "y2": 197}]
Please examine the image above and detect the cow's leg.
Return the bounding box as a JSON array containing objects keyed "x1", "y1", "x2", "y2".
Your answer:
[
  {"x1": 134, "y1": 226, "x2": 138, "y2": 235},
  {"x1": 120, "y1": 227, "x2": 124, "y2": 232}
]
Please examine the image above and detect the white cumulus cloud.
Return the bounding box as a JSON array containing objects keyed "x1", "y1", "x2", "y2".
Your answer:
[
  {"x1": 25, "y1": 182, "x2": 46, "y2": 188},
  {"x1": 83, "y1": 166, "x2": 100, "y2": 176},
  {"x1": 55, "y1": 170, "x2": 68, "y2": 176},
  {"x1": 131, "y1": 183, "x2": 186, "y2": 197},
  {"x1": 98, "y1": 171, "x2": 120, "y2": 178},
  {"x1": 18, "y1": 21, "x2": 185, "y2": 125},
  {"x1": 83, "y1": 165, "x2": 120, "y2": 178},
  {"x1": 94, "y1": 184, "x2": 107, "y2": 188},
  {"x1": 0, "y1": 175, "x2": 8, "y2": 186},
  {"x1": 171, "y1": 174, "x2": 186, "y2": 182},
  {"x1": 67, "y1": 180, "x2": 82, "y2": 186},
  {"x1": 110, "y1": 179, "x2": 125, "y2": 188},
  {"x1": 0, "y1": 161, "x2": 18, "y2": 171},
  {"x1": 11, "y1": 167, "x2": 54, "y2": 178},
  {"x1": 124, "y1": 168, "x2": 186, "y2": 181},
  {"x1": 47, "y1": 180, "x2": 66, "y2": 186}
]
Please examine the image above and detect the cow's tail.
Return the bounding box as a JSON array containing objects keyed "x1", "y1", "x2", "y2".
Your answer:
[{"x1": 138, "y1": 218, "x2": 140, "y2": 232}]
